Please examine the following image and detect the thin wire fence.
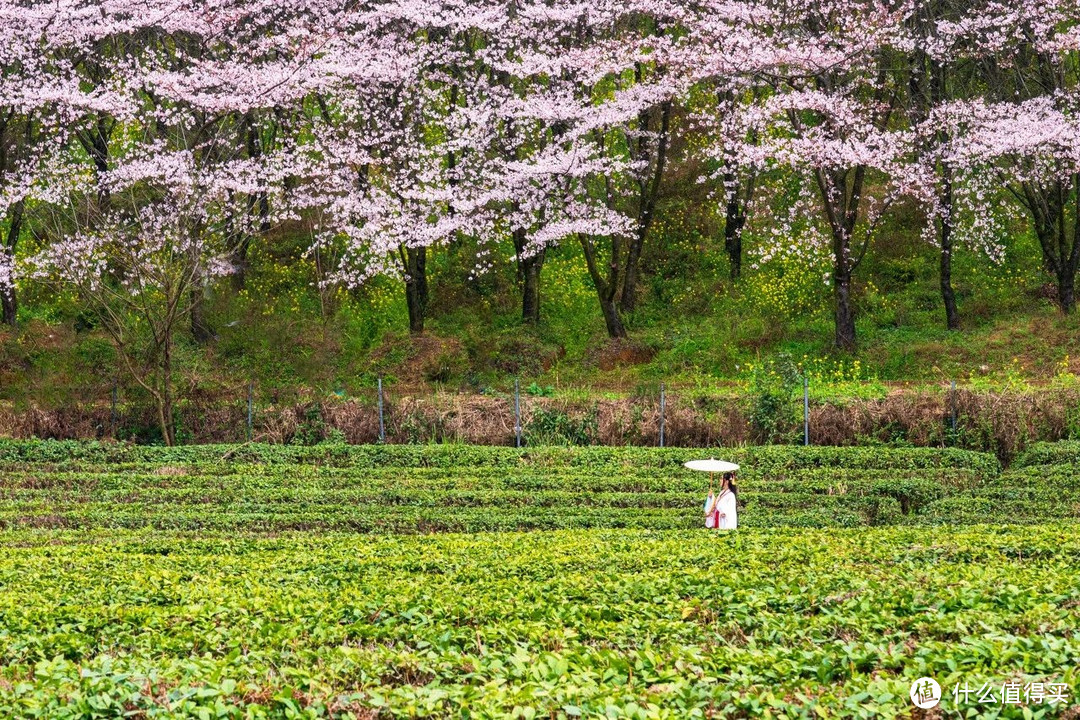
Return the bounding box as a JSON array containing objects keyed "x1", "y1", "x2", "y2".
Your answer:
[{"x1": 1, "y1": 375, "x2": 1076, "y2": 459}]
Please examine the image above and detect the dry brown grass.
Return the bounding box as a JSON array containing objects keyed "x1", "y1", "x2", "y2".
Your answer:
[{"x1": 1, "y1": 385, "x2": 1077, "y2": 461}]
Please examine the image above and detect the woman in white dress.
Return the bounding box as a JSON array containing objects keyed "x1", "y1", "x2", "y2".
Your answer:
[{"x1": 704, "y1": 473, "x2": 738, "y2": 530}]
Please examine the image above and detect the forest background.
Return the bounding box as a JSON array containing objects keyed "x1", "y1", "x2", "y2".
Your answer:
[{"x1": 3, "y1": 0, "x2": 1080, "y2": 449}]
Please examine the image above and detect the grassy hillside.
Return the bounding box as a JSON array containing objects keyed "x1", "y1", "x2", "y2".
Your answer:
[{"x1": 4, "y1": 217, "x2": 1080, "y2": 409}]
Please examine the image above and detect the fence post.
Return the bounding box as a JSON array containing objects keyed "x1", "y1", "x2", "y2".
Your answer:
[
  {"x1": 659, "y1": 382, "x2": 666, "y2": 448},
  {"x1": 377, "y1": 376, "x2": 385, "y2": 443},
  {"x1": 110, "y1": 381, "x2": 118, "y2": 438},
  {"x1": 803, "y1": 375, "x2": 810, "y2": 446},
  {"x1": 246, "y1": 380, "x2": 254, "y2": 442},
  {"x1": 514, "y1": 379, "x2": 522, "y2": 448}
]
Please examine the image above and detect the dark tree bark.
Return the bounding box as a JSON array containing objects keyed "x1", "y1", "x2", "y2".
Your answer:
[
  {"x1": 833, "y1": 264, "x2": 857, "y2": 351},
  {"x1": 791, "y1": 62, "x2": 893, "y2": 351},
  {"x1": 1, "y1": 198, "x2": 22, "y2": 327},
  {"x1": 402, "y1": 245, "x2": 428, "y2": 334},
  {"x1": 1021, "y1": 175, "x2": 1080, "y2": 315},
  {"x1": 722, "y1": 171, "x2": 755, "y2": 281},
  {"x1": 580, "y1": 232, "x2": 628, "y2": 339},
  {"x1": 912, "y1": 18, "x2": 961, "y2": 331},
  {"x1": 0, "y1": 110, "x2": 26, "y2": 328},
  {"x1": 939, "y1": 167, "x2": 960, "y2": 329},
  {"x1": 598, "y1": 292, "x2": 627, "y2": 338},
  {"x1": 521, "y1": 254, "x2": 543, "y2": 325},
  {"x1": 620, "y1": 99, "x2": 671, "y2": 313},
  {"x1": 1063, "y1": 268, "x2": 1076, "y2": 315},
  {"x1": 76, "y1": 112, "x2": 115, "y2": 215},
  {"x1": 812, "y1": 165, "x2": 867, "y2": 352},
  {"x1": 715, "y1": 88, "x2": 757, "y2": 282},
  {"x1": 724, "y1": 190, "x2": 745, "y2": 281},
  {"x1": 77, "y1": 114, "x2": 113, "y2": 180},
  {"x1": 232, "y1": 115, "x2": 270, "y2": 291},
  {"x1": 159, "y1": 323, "x2": 176, "y2": 446},
  {"x1": 514, "y1": 227, "x2": 545, "y2": 325}
]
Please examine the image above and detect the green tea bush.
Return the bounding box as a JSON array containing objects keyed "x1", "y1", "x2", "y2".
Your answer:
[
  {"x1": 746, "y1": 354, "x2": 803, "y2": 443},
  {"x1": 1013, "y1": 441, "x2": 1080, "y2": 469},
  {"x1": 0, "y1": 439, "x2": 998, "y2": 472},
  {"x1": 524, "y1": 406, "x2": 599, "y2": 446},
  {"x1": 1, "y1": 526, "x2": 1078, "y2": 718},
  {"x1": 0, "y1": 438, "x2": 1072, "y2": 532}
]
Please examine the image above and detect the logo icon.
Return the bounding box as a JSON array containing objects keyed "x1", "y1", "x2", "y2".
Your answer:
[{"x1": 910, "y1": 677, "x2": 942, "y2": 709}]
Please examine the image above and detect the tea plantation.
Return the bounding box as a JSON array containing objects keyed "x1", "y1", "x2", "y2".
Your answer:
[{"x1": 0, "y1": 440, "x2": 1079, "y2": 718}]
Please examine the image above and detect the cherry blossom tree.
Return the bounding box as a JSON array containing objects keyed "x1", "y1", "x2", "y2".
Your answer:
[
  {"x1": 715, "y1": 0, "x2": 925, "y2": 350},
  {"x1": 907, "y1": 0, "x2": 964, "y2": 330},
  {"x1": 17, "y1": 0, "x2": 317, "y2": 443},
  {"x1": 492, "y1": 1, "x2": 690, "y2": 337},
  {"x1": 933, "y1": 1, "x2": 1080, "y2": 314},
  {"x1": 13, "y1": 0, "x2": 1080, "y2": 380},
  {"x1": 297, "y1": 1, "x2": 503, "y2": 334},
  {"x1": 0, "y1": 0, "x2": 104, "y2": 326},
  {"x1": 684, "y1": 4, "x2": 784, "y2": 281}
]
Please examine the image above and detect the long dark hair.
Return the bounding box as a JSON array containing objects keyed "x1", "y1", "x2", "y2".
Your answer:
[{"x1": 722, "y1": 472, "x2": 738, "y2": 501}]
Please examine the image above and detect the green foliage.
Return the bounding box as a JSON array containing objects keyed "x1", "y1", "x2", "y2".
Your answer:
[
  {"x1": 0, "y1": 439, "x2": 1036, "y2": 533},
  {"x1": 0, "y1": 440, "x2": 1076, "y2": 716},
  {"x1": 14, "y1": 154, "x2": 1080, "y2": 407},
  {"x1": 1, "y1": 526, "x2": 1079, "y2": 718},
  {"x1": 747, "y1": 354, "x2": 803, "y2": 443},
  {"x1": 743, "y1": 245, "x2": 831, "y2": 322},
  {"x1": 525, "y1": 406, "x2": 599, "y2": 447},
  {"x1": 1013, "y1": 441, "x2": 1080, "y2": 469},
  {"x1": 288, "y1": 406, "x2": 347, "y2": 447},
  {"x1": 0, "y1": 438, "x2": 1003, "y2": 473},
  {"x1": 525, "y1": 382, "x2": 554, "y2": 397}
]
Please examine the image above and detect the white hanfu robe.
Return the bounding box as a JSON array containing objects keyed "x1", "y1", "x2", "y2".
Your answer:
[
  {"x1": 703, "y1": 492, "x2": 718, "y2": 528},
  {"x1": 714, "y1": 489, "x2": 737, "y2": 530}
]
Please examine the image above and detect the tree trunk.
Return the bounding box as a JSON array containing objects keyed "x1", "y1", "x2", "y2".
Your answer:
[
  {"x1": 620, "y1": 224, "x2": 647, "y2": 314},
  {"x1": 512, "y1": 218, "x2": 545, "y2": 325},
  {"x1": 579, "y1": 233, "x2": 628, "y2": 339},
  {"x1": 1025, "y1": 176, "x2": 1080, "y2": 315},
  {"x1": 939, "y1": 171, "x2": 960, "y2": 330},
  {"x1": 404, "y1": 246, "x2": 427, "y2": 334},
  {"x1": 923, "y1": 52, "x2": 959, "y2": 331},
  {"x1": 232, "y1": 115, "x2": 270, "y2": 292},
  {"x1": 834, "y1": 269, "x2": 856, "y2": 351},
  {"x1": 620, "y1": 101, "x2": 671, "y2": 314},
  {"x1": 811, "y1": 162, "x2": 866, "y2": 352},
  {"x1": 231, "y1": 237, "x2": 250, "y2": 292},
  {"x1": 159, "y1": 325, "x2": 176, "y2": 446},
  {"x1": 0, "y1": 268, "x2": 15, "y2": 327},
  {"x1": 405, "y1": 278, "x2": 425, "y2": 333},
  {"x1": 74, "y1": 112, "x2": 113, "y2": 209},
  {"x1": 1064, "y1": 175, "x2": 1080, "y2": 315},
  {"x1": 599, "y1": 293, "x2": 627, "y2": 338},
  {"x1": 724, "y1": 189, "x2": 745, "y2": 281},
  {"x1": 1060, "y1": 272, "x2": 1076, "y2": 314},
  {"x1": 521, "y1": 251, "x2": 544, "y2": 324},
  {"x1": 2, "y1": 198, "x2": 23, "y2": 327}
]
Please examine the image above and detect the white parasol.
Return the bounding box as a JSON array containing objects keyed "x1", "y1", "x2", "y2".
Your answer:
[
  {"x1": 683, "y1": 459, "x2": 739, "y2": 473},
  {"x1": 684, "y1": 458, "x2": 739, "y2": 495}
]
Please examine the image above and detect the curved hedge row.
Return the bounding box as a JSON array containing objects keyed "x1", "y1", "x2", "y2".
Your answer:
[
  {"x1": 1013, "y1": 441, "x2": 1080, "y2": 469},
  {"x1": 0, "y1": 439, "x2": 1002, "y2": 475},
  {"x1": 0, "y1": 439, "x2": 1075, "y2": 531}
]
